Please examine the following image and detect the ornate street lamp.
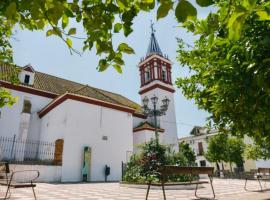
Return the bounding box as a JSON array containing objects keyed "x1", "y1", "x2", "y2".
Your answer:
[{"x1": 141, "y1": 95, "x2": 170, "y2": 143}]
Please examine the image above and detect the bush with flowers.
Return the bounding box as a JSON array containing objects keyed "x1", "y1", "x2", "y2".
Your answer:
[{"x1": 123, "y1": 139, "x2": 194, "y2": 183}]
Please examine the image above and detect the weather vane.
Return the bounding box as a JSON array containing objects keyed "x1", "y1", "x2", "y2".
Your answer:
[{"x1": 150, "y1": 20, "x2": 155, "y2": 34}]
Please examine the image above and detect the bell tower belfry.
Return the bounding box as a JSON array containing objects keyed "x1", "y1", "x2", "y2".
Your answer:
[{"x1": 138, "y1": 24, "x2": 178, "y2": 151}]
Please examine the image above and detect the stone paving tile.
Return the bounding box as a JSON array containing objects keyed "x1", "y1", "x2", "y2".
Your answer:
[{"x1": 0, "y1": 179, "x2": 269, "y2": 200}]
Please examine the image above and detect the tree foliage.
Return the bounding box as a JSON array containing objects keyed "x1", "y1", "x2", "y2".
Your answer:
[
  {"x1": 176, "y1": 0, "x2": 270, "y2": 158},
  {"x1": 1, "y1": 0, "x2": 268, "y2": 72},
  {"x1": 204, "y1": 134, "x2": 228, "y2": 163},
  {"x1": 205, "y1": 134, "x2": 246, "y2": 170},
  {"x1": 0, "y1": 88, "x2": 17, "y2": 108},
  {"x1": 178, "y1": 141, "x2": 196, "y2": 166}
]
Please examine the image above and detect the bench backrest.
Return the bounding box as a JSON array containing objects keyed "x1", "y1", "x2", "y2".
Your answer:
[
  {"x1": 0, "y1": 162, "x2": 9, "y2": 174},
  {"x1": 163, "y1": 166, "x2": 214, "y2": 176},
  {"x1": 258, "y1": 168, "x2": 270, "y2": 174}
]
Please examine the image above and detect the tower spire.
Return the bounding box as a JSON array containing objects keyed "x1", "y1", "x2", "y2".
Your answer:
[{"x1": 146, "y1": 22, "x2": 163, "y2": 57}]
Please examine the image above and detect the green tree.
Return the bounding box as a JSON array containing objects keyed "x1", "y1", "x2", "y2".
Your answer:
[
  {"x1": 227, "y1": 137, "x2": 246, "y2": 171},
  {"x1": 176, "y1": 0, "x2": 270, "y2": 159},
  {"x1": 179, "y1": 141, "x2": 196, "y2": 166},
  {"x1": 246, "y1": 142, "x2": 270, "y2": 160},
  {"x1": 205, "y1": 134, "x2": 246, "y2": 172},
  {"x1": 1, "y1": 0, "x2": 268, "y2": 71},
  {"x1": 204, "y1": 134, "x2": 228, "y2": 169}
]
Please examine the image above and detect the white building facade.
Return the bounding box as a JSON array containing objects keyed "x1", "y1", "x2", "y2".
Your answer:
[
  {"x1": 179, "y1": 126, "x2": 270, "y2": 171},
  {"x1": 0, "y1": 30, "x2": 179, "y2": 182}
]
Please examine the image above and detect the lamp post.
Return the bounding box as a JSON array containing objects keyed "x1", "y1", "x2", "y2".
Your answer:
[{"x1": 141, "y1": 95, "x2": 170, "y2": 143}]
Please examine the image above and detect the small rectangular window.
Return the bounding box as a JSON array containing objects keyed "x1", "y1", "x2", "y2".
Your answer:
[
  {"x1": 102, "y1": 136, "x2": 108, "y2": 141},
  {"x1": 24, "y1": 75, "x2": 30, "y2": 84}
]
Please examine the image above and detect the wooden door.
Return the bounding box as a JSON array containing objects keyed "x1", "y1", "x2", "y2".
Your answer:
[{"x1": 54, "y1": 139, "x2": 64, "y2": 165}]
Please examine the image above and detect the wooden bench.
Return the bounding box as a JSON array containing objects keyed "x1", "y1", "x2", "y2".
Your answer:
[
  {"x1": 0, "y1": 162, "x2": 40, "y2": 199},
  {"x1": 244, "y1": 168, "x2": 270, "y2": 192},
  {"x1": 146, "y1": 166, "x2": 215, "y2": 200}
]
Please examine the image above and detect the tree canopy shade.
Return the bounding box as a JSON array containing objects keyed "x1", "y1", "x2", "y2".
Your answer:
[
  {"x1": 1, "y1": 0, "x2": 269, "y2": 71},
  {"x1": 176, "y1": 0, "x2": 270, "y2": 159}
]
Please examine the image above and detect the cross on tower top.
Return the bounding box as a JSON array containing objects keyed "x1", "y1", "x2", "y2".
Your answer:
[
  {"x1": 146, "y1": 21, "x2": 162, "y2": 57},
  {"x1": 150, "y1": 21, "x2": 155, "y2": 34}
]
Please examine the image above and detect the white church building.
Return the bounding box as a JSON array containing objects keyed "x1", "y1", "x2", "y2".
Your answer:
[{"x1": 0, "y1": 30, "x2": 178, "y2": 182}]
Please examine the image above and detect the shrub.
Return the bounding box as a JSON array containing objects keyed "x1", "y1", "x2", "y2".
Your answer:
[{"x1": 123, "y1": 139, "x2": 192, "y2": 183}]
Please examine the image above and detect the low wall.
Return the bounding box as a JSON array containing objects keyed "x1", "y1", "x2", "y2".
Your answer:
[{"x1": 9, "y1": 164, "x2": 62, "y2": 183}]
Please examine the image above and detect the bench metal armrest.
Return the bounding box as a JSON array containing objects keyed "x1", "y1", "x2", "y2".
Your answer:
[{"x1": 10, "y1": 170, "x2": 40, "y2": 183}]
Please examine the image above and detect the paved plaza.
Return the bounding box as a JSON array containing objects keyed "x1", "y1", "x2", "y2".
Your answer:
[{"x1": 0, "y1": 179, "x2": 269, "y2": 200}]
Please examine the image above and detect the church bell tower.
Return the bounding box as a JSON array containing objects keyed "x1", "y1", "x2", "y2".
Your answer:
[{"x1": 138, "y1": 25, "x2": 178, "y2": 151}]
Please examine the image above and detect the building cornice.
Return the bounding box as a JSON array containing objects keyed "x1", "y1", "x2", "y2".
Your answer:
[
  {"x1": 0, "y1": 80, "x2": 57, "y2": 99},
  {"x1": 133, "y1": 112, "x2": 147, "y2": 119},
  {"x1": 138, "y1": 54, "x2": 173, "y2": 66}
]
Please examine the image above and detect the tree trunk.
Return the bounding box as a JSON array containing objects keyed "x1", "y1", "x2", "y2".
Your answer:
[{"x1": 216, "y1": 162, "x2": 220, "y2": 177}]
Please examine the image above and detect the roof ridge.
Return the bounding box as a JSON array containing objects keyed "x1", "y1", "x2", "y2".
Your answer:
[
  {"x1": 35, "y1": 71, "x2": 137, "y2": 102},
  {"x1": 1, "y1": 62, "x2": 143, "y2": 114}
]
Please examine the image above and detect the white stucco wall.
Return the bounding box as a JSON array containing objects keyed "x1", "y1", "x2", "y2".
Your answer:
[
  {"x1": 140, "y1": 87, "x2": 178, "y2": 152},
  {"x1": 9, "y1": 164, "x2": 61, "y2": 183},
  {"x1": 133, "y1": 130, "x2": 164, "y2": 153},
  {"x1": 40, "y1": 99, "x2": 133, "y2": 182},
  {"x1": 0, "y1": 89, "x2": 52, "y2": 140}
]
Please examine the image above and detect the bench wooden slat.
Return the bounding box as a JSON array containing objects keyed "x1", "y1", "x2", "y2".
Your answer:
[
  {"x1": 150, "y1": 180, "x2": 209, "y2": 186},
  {"x1": 163, "y1": 166, "x2": 191, "y2": 175},
  {"x1": 258, "y1": 168, "x2": 270, "y2": 174},
  {"x1": 191, "y1": 167, "x2": 214, "y2": 175},
  {"x1": 163, "y1": 166, "x2": 214, "y2": 176}
]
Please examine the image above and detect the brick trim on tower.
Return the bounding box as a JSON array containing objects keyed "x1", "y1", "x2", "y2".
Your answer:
[{"x1": 139, "y1": 83, "x2": 175, "y2": 95}]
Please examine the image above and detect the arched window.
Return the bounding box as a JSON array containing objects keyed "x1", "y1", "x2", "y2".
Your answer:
[
  {"x1": 54, "y1": 139, "x2": 64, "y2": 165},
  {"x1": 145, "y1": 67, "x2": 150, "y2": 82},
  {"x1": 162, "y1": 66, "x2": 167, "y2": 81}
]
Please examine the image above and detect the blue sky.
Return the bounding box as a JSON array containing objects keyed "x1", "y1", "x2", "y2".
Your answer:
[{"x1": 10, "y1": 5, "x2": 215, "y2": 137}]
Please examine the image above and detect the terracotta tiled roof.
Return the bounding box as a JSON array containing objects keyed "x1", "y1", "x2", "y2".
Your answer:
[
  {"x1": 133, "y1": 122, "x2": 164, "y2": 133},
  {"x1": 0, "y1": 62, "x2": 144, "y2": 115}
]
